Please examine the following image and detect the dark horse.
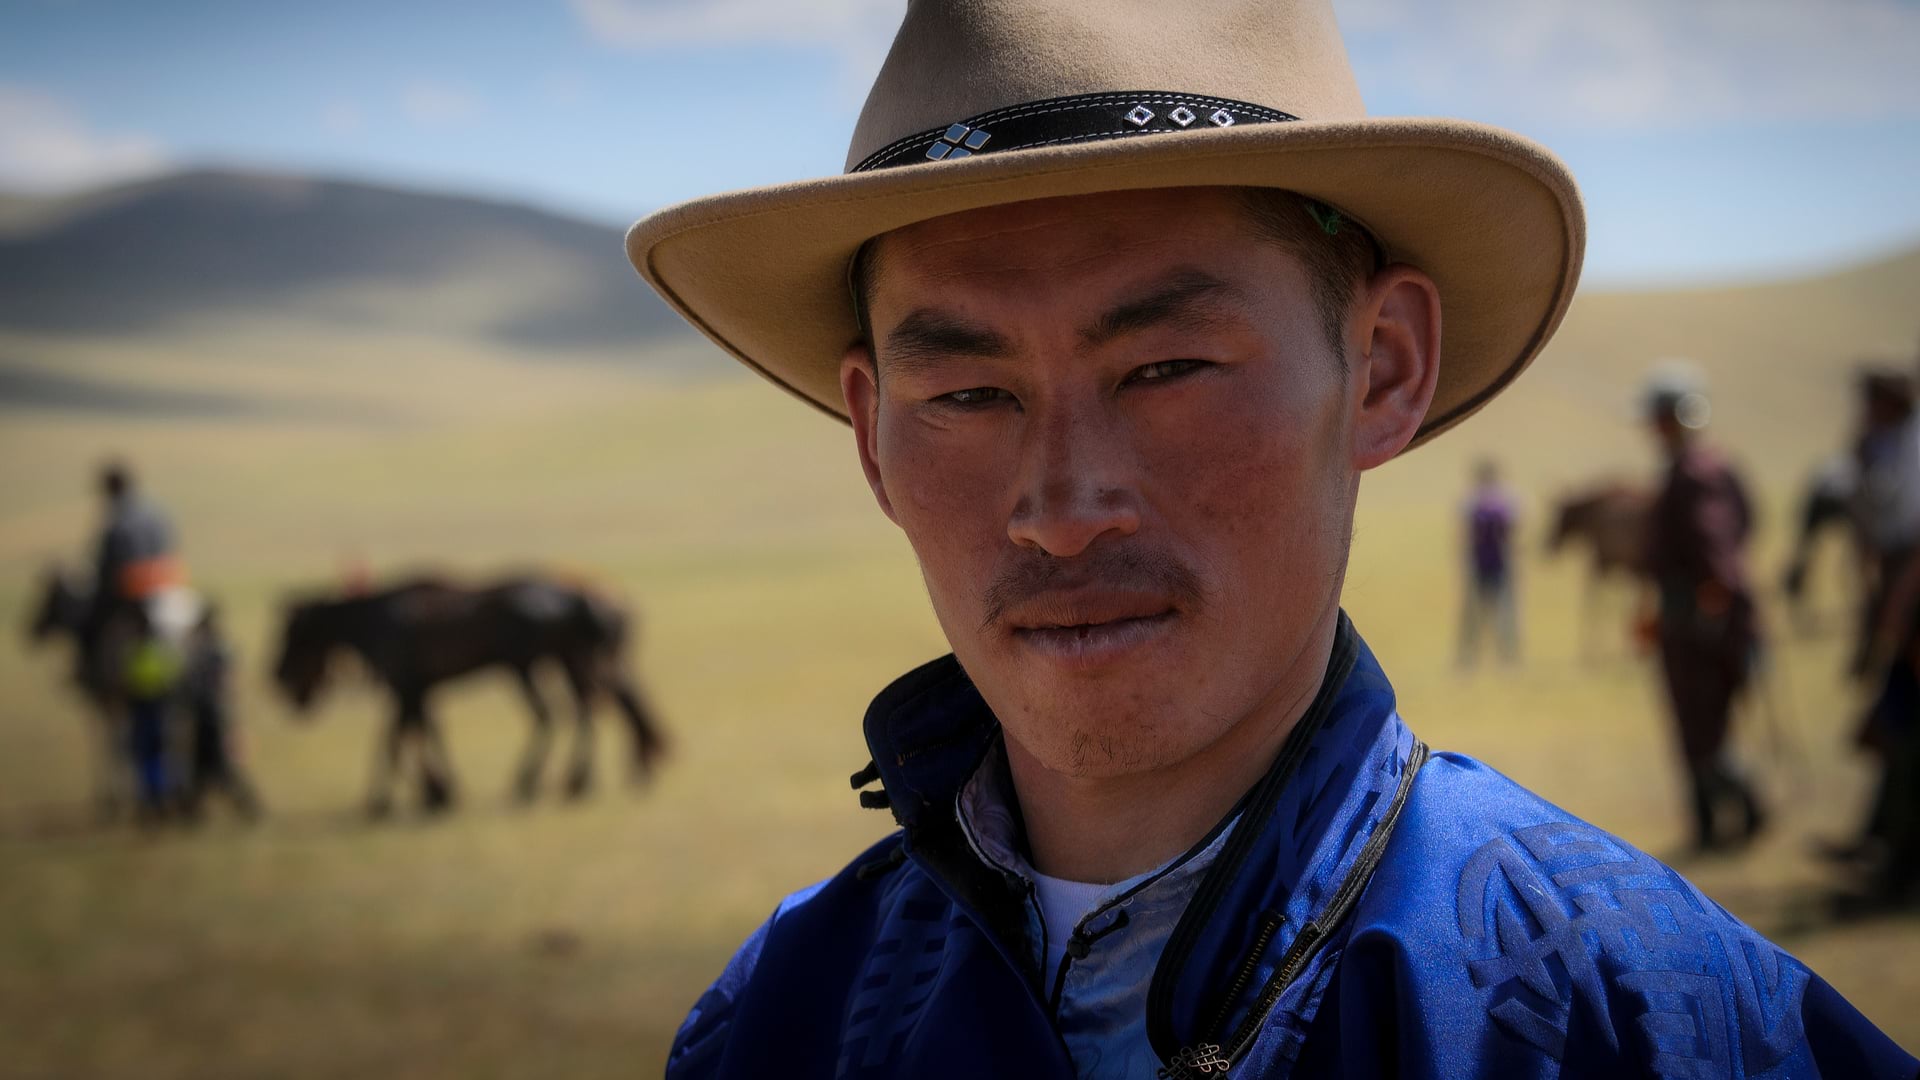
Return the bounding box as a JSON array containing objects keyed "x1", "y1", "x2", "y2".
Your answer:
[
  {"x1": 25, "y1": 564, "x2": 137, "y2": 816},
  {"x1": 1545, "y1": 483, "x2": 1652, "y2": 657},
  {"x1": 272, "y1": 574, "x2": 667, "y2": 815}
]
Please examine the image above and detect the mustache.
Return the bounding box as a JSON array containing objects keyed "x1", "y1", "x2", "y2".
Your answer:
[{"x1": 980, "y1": 545, "x2": 1206, "y2": 630}]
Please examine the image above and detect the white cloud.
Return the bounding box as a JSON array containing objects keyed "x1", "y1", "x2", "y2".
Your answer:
[
  {"x1": 1334, "y1": 0, "x2": 1920, "y2": 125},
  {"x1": 401, "y1": 81, "x2": 481, "y2": 126},
  {"x1": 0, "y1": 86, "x2": 169, "y2": 192}
]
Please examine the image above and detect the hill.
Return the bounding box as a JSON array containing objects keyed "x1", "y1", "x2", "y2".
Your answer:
[
  {"x1": 1, "y1": 166, "x2": 1915, "y2": 486},
  {"x1": 0, "y1": 169, "x2": 685, "y2": 353}
]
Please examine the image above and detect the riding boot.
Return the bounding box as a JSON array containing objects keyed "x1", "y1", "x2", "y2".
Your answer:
[{"x1": 1729, "y1": 764, "x2": 1767, "y2": 844}]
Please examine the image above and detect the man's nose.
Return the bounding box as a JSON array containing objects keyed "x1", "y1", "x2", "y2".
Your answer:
[{"x1": 1006, "y1": 408, "x2": 1142, "y2": 558}]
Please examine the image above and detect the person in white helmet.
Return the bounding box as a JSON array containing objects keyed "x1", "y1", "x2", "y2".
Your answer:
[{"x1": 1641, "y1": 365, "x2": 1766, "y2": 853}]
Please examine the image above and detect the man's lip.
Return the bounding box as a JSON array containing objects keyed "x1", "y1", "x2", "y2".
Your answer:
[
  {"x1": 1001, "y1": 587, "x2": 1178, "y2": 632},
  {"x1": 1007, "y1": 609, "x2": 1178, "y2": 668}
]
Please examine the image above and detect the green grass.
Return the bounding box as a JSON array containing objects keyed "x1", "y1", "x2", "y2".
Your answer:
[{"x1": 1, "y1": 332, "x2": 1914, "y2": 1076}]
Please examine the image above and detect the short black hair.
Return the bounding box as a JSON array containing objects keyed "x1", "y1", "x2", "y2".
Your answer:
[
  {"x1": 1233, "y1": 188, "x2": 1384, "y2": 365},
  {"x1": 849, "y1": 187, "x2": 1384, "y2": 361}
]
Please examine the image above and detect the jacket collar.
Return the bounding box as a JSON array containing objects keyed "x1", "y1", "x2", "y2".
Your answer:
[{"x1": 858, "y1": 611, "x2": 1418, "y2": 1066}]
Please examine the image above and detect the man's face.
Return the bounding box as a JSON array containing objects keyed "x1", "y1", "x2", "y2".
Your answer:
[{"x1": 845, "y1": 187, "x2": 1376, "y2": 780}]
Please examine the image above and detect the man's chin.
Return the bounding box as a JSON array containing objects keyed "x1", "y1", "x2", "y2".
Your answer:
[
  {"x1": 988, "y1": 677, "x2": 1205, "y2": 778},
  {"x1": 1008, "y1": 714, "x2": 1203, "y2": 780}
]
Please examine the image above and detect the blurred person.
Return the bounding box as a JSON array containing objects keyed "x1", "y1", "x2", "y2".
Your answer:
[
  {"x1": 1817, "y1": 370, "x2": 1920, "y2": 870},
  {"x1": 1456, "y1": 459, "x2": 1519, "y2": 668},
  {"x1": 1844, "y1": 358, "x2": 1920, "y2": 901},
  {"x1": 1640, "y1": 364, "x2": 1767, "y2": 854},
  {"x1": 79, "y1": 461, "x2": 198, "y2": 821},
  {"x1": 1854, "y1": 579, "x2": 1920, "y2": 905},
  {"x1": 83, "y1": 461, "x2": 185, "y2": 658},
  {"x1": 121, "y1": 604, "x2": 183, "y2": 820},
  {"x1": 628, "y1": 2, "x2": 1913, "y2": 1076},
  {"x1": 1851, "y1": 369, "x2": 1920, "y2": 672},
  {"x1": 180, "y1": 605, "x2": 262, "y2": 822}
]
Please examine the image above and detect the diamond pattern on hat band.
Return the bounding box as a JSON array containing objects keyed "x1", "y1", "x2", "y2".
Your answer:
[
  {"x1": 925, "y1": 123, "x2": 994, "y2": 160},
  {"x1": 852, "y1": 90, "x2": 1299, "y2": 173}
]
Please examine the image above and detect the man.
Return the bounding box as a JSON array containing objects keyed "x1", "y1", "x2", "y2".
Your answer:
[
  {"x1": 1816, "y1": 370, "x2": 1920, "y2": 873},
  {"x1": 628, "y1": 1, "x2": 1912, "y2": 1075},
  {"x1": 1640, "y1": 366, "x2": 1768, "y2": 855},
  {"x1": 180, "y1": 605, "x2": 264, "y2": 822},
  {"x1": 84, "y1": 461, "x2": 183, "y2": 654},
  {"x1": 1457, "y1": 459, "x2": 1519, "y2": 668},
  {"x1": 82, "y1": 463, "x2": 190, "y2": 817},
  {"x1": 1844, "y1": 362, "x2": 1920, "y2": 904},
  {"x1": 1853, "y1": 369, "x2": 1920, "y2": 671}
]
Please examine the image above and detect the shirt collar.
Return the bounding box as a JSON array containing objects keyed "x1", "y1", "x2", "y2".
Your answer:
[{"x1": 953, "y1": 736, "x2": 1238, "y2": 917}]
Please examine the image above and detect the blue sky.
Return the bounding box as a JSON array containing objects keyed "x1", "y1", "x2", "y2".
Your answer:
[{"x1": 2, "y1": 0, "x2": 1917, "y2": 286}]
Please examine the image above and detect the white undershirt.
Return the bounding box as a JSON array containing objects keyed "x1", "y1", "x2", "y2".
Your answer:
[{"x1": 1031, "y1": 869, "x2": 1112, "y2": 983}]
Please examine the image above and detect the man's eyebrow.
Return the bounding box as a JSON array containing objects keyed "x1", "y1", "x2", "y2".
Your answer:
[
  {"x1": 880, "y1": 310, "x2": 1014, "y2": 379},
  {"x1": 1080, "y1": 269, "x2": 1249, "y2": 346}
]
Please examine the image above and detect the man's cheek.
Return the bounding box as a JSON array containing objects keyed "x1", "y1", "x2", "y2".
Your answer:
[{"x1": 889, "y1": 464, "x2": 1005, "y2": 610}]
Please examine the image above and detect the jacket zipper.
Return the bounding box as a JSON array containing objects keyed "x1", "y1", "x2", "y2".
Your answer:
[
  {"x1": 1199, "y1": 909, "x2": 1284, "y2": 1038},
  {"x1": 1145, "y1": 616, "x2": 1359, "y2": 1059},
  {"x1": 1160, "y1": 739, "x2": 1430, "y2": 1079}
]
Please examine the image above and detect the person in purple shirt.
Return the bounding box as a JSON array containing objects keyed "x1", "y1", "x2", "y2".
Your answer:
[{"x1": 1458, "y1": 459, "x2": 1519, "y2": 668}]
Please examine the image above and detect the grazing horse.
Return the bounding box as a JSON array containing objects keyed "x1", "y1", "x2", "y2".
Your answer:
[
  {"x1": 272, "y1": 574, "x2": 668, "y2": 815},
  {"x1": 1545, "y1": 484, "x2": 1653, "y2": 657}
]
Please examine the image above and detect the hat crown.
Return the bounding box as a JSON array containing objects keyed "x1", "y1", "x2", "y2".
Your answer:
[{"x1": 846, "y1": 0, "x2": 1366, "y2": 172}]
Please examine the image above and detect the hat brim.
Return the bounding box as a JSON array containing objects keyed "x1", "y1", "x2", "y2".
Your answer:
[{"x1": 626, "y1": 116, "x2": 1584, "y2": 450}]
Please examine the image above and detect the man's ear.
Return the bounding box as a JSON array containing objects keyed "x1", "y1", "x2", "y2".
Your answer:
[
  {"x1": 840, "y1": 342, "x2": 901, "y2": 525},
  {"x1": 1348, "y1": 264, "x2": 1442, "y2": 471}
]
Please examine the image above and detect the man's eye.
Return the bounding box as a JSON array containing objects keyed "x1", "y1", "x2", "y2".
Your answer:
[
  {"x1": 1127, "y1": 359, "x2": 1208, "y2": 384},
  {"x1": 936, "y1": 387, "x2": 1011, "y2": 407}
]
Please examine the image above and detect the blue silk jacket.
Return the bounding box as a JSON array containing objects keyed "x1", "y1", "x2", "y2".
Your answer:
[{"x1": 667, "y1": 615, "x2": 1916, "y2": 1079}]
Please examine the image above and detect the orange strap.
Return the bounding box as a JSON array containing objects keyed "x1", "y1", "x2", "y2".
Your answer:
[{"x1": 118, "y1": 555, "x2": 187, "y2": 599}]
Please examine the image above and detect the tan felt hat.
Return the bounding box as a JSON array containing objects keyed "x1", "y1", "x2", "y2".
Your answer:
[{"x1": 625, "y1": 0, "x2": 1586, "y2": 449}]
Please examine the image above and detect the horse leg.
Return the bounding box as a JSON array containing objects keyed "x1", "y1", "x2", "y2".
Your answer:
[
  {"x1": 603, "y1": 663, "x2": 668, "y2": 784},
  {"x1": 92, "y1": 698, "x2": 130, "y2": 822},
  {"x1": 417, "y1": 707, "x2": 457, "y2": 814},
  {"x1": 512, "y1": 665, "x2": 555, "y2": 803},
  {"x1": 365, "y1": 709, "x2": 405, "y2": 819},
  {"x1": 560, "y1": 658, "x2": 597, "y2": 799},
  {"x1": 1581, "y1": 567, "x2": 1600, "y2": 664}
]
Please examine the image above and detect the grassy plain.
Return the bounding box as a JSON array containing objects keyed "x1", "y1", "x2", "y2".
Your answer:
[{"x1": 0, "y1": 302, "x2": 1916, "y2": 1076}]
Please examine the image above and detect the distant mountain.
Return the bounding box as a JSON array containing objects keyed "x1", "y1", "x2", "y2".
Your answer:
[{"x1": 0, "y1": 169, "x2": 689, "y2": 353}]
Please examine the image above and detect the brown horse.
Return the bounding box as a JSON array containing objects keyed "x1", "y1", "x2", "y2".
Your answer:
[
  {"x1": 272, "y1": 574, "x2": 667, "y2": 815},
  {"x1": 1545, "y1": 483, "x2": 1653, "y2": 657}
]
